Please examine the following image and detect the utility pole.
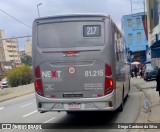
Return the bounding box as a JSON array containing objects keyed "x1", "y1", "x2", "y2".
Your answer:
[{"x1": 37, "y1": 3, "x2": 42, "y2": 17}]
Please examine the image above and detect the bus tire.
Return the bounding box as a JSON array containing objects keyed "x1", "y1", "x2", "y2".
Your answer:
[
  {"x1": 127, "y1": 81, "x2": 130, "y2": 98},
  {"x1": 117, "y1": 90, "x2": 124, "y2": 112},
  {"x1": 66, "y1": 111, "x2": 75, "y2": 114}
]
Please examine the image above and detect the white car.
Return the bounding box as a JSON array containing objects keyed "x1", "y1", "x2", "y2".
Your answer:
[{"x1": 0, "y1": 78, "x2": 9, "y2": 88}]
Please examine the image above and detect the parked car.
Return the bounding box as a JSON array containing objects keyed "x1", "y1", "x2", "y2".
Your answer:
[
  {"x1": 0, "y1": 78, "x2": 9, "y2": 88},
  {"x1": 143, "y1": 66, "x2": 159, "y2": 81}
]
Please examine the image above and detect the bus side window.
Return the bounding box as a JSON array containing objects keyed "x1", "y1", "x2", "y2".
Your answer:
[{"x1": 114, "y1": 29, "x2": 119, "y2": 61}]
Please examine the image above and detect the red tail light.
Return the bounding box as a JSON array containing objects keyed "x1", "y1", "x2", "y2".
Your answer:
[
  {"x1": 65, "y1": 51, "x2": 78, "y2": 54},
  {"x1": 35, "y1": 66, "x2": 41, "y2": 78},
  {"x1": 105, "y1": 64, "x2": 112, "y2": 76},
  {"x1": 104, "y1": 64, "x2": 113, "y2": 95},
  {"x1": 97, "y1": 94, "x2": 103, "y2": 97},
  {"x1": 35, "y1": 79, "x2": 44, "y2": 96},
  {"x1": 104, "y1": 77, "x2": 114, "y2": 95},
  {"x1": 34, "y1": 66, "x2": 43, "y2": 96}
]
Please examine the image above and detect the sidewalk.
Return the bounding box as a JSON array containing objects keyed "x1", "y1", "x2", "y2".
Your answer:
[{"x1": 130, "y1": 77, "x2": 160, "y2": 132}]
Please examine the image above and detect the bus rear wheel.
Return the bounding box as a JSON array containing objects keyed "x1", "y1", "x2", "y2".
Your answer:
[{"x1": 117, "y1": 91, "x2": 124, "y2": 112}]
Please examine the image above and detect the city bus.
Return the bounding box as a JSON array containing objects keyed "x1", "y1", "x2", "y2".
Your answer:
[{"x1": 32, "y1": 14, "x2": 130, "y2": 113}]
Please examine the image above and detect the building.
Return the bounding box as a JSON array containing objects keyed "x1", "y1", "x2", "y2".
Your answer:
[
  {"x1": 146, "y1": 0, "x2": 160, "y2": 68},
  {"x1": 121, "y1": 12, "x2": 148, "y2": 63},
  {"x1": 0, "y1": 30, "x2": 21, "y2": 63},
  {"x1": 4, "y1": 39, "x2": 21, "y2": 63},
  {"x1": 24, "y1": 38, "x2": 32, "y2": 56}
]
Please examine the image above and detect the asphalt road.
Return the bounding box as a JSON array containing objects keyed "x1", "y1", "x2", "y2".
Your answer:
[{"x1": 0, "y1": 86, "x2": 140, "y2": 132}]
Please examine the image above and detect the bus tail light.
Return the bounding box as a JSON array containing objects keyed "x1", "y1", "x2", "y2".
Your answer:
[
  {"x1": 104, "y1": 78, "x2": 114, "y2": 95},
  {"x1": 97, "y1": 94, "x2": 103, "y2": 97},
  {"x1": 105, "y1": 64, "x2": 112, "y2": 76},
  {"x1": 35, "y1": 66, "x2": 41, "y2": 78},
  {"x1": 104, "y1": 64, "x2": 113, "y2": 95},
  {"x1": 65, "y1": 51, "x2": 78, "y2": 55},
  {"x1": 35, "y1": 79, "x2": 44, "y2": 96}
]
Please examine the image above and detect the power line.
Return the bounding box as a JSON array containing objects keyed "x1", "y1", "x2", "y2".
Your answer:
[
  {"x1": 0, "y1": 8, "x2": 32, "y2": 28},
  {"x1": 0, "y1": 35, "x2": 32, "y2": 41}
]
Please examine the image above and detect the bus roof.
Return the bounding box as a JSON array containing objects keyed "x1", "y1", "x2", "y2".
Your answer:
[{"x1": 34, "y1": 13, "x2": 110, "y2": 21}]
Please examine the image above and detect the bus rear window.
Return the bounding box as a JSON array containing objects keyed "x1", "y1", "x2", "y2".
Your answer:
[{"x1": 37, "y1": 21, "x2": 104, "y2": 48}]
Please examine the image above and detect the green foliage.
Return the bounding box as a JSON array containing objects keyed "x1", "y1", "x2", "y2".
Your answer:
[
  {"x1": 6, "y1": 65, "x2": 33, "y2": 87},
  {"x1": 21, "y1": 55, "x2": 32, "y2": 66}
]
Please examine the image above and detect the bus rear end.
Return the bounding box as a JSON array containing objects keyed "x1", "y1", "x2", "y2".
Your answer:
[{"x1": 32, "y1": 14, "x2": 116, "y2": 112}]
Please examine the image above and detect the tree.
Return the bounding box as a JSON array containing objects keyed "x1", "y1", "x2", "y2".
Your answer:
[
  {"x1": 7, "y1": 65, "x2": 33, "y2": 87},
  {"x1": 21, "y1": 54, "x2": 32, "y2": 66}
]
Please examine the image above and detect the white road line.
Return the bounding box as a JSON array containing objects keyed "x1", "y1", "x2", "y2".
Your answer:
[
  {"x1": 20, "y1": 103, "x2": 32, "y2": 108},
  {"x1": 0, "y1": 107, "x2": 4, "y2": 110},
  {"x1": 22, "y1": 110, "x2": 38, "y2": 118},
  {"x1": 43, "y1": 117, "x2": 56, "y2": 123}
]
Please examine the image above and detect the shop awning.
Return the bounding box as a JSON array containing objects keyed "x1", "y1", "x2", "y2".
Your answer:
[
  {"x1": 143, "y1": 60, "x2": 151, "y2": 64},
  {"x1": 150, "y1": 40, "x2": 160, "y2": 49},
  {"x1": 150, "y1": 40, "x2": 160, "y2": 58}
]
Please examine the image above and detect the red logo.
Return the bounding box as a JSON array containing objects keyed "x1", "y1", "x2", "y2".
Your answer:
[
  {"x1": 68, "y1": 66, "x2": 76, "y2": 74},
  {"x1": 52, "y1": 71, "x2": 57, "y2": 78}
]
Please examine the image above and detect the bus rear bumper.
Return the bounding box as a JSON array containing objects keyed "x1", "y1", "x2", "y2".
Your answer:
[{"x1": 35, "y1": 91, "x2": 117, "y2": 112}]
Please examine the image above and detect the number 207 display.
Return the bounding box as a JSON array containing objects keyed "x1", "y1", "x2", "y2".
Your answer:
[{"x1": 83, "y1": 25, "x2": 101, "y2": 37}]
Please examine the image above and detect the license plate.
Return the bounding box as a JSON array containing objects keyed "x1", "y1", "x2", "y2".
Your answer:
[
  {"x1": 69, "y1": 103, "x2": 81, "y2": 109},
  {"x1": 63, "y1": 94, "x2": 83, "y2": 98}
]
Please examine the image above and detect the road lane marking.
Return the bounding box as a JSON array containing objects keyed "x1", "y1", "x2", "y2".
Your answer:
[
  {"x1": 22, "y1": 110, "x2": 38, "y2": 118},
  {"x1": 43, "y1": 117, "x2": 56, "y2": 123},
  {"x1": 0, "y1": 107, "x2": 4, "y2": 110},
  {"x1": 20, "y1": 103, "x2": 32, "y2": 108}
]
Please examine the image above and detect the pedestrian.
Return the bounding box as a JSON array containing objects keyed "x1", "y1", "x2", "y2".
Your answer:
[
  {"x1": 156, "y1": 69, "x2": 160, "y2": 99},
  {"x1": 131, "y1": 69, "x2": 134, "y2": 78},
  {"x1": 134, "y1": 66, "x2": 138, "y2": 78},
  {"x1": 142, "y1": 65, "x2": 146, "y2": 77},
  {"x1": 139, "y1": 67, "x2": 143, "y2": 77}
]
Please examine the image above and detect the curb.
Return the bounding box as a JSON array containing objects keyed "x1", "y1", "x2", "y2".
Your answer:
[
  {"x1": 132, "y1": 84, "x2": 151, "y2": 124},
  {"x1": 133, "y1": 85, "x2": 151, "y2": 110},
  {"x1": 0, "y1": 91, "x2": 34, "y2": 103},
  {"x1": 0, "y1": 83, "x2": 34, "y2": 102}
]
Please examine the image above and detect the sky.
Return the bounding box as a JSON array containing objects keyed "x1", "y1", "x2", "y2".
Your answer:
[{"x1": 0, "y1": 0, "x2": 144, "y2": 50}]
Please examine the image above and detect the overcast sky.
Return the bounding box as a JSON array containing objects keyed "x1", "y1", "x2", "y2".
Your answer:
[{"x1": 0, "y1": 0, "x2": 144, "y2": 50}]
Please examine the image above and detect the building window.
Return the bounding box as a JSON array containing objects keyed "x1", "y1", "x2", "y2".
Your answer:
[
  {"x1": 9, "y1": 55, "x2": 17, "y2": 57},
  {"x1": 128, "y1": 19, "x2": 132, "y2": 27},
  {"x1": 136, "y1": 18, "x2": 141, "y2": 27},
  {"x1": 137, "y1": 32, "x2": 141, "y2": 42},
  {"x1": 153, "y1": 0, "x2": 159, "y2": 26},
  {"x1": 8, "y1": 50, "x2": 17, "y2": 52},
  {"x1": 7, "y1": 45, "x2": 17, "y2": 48},
  {"x1": 151, "y1": 9, "x2": 154, "y2": 19},
  {"x1": 0, "y1": 52, "x2": 5, "y2": 60},
  {"x1": 128, "y1": 34, "x2": 133, "y2": 42}
]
